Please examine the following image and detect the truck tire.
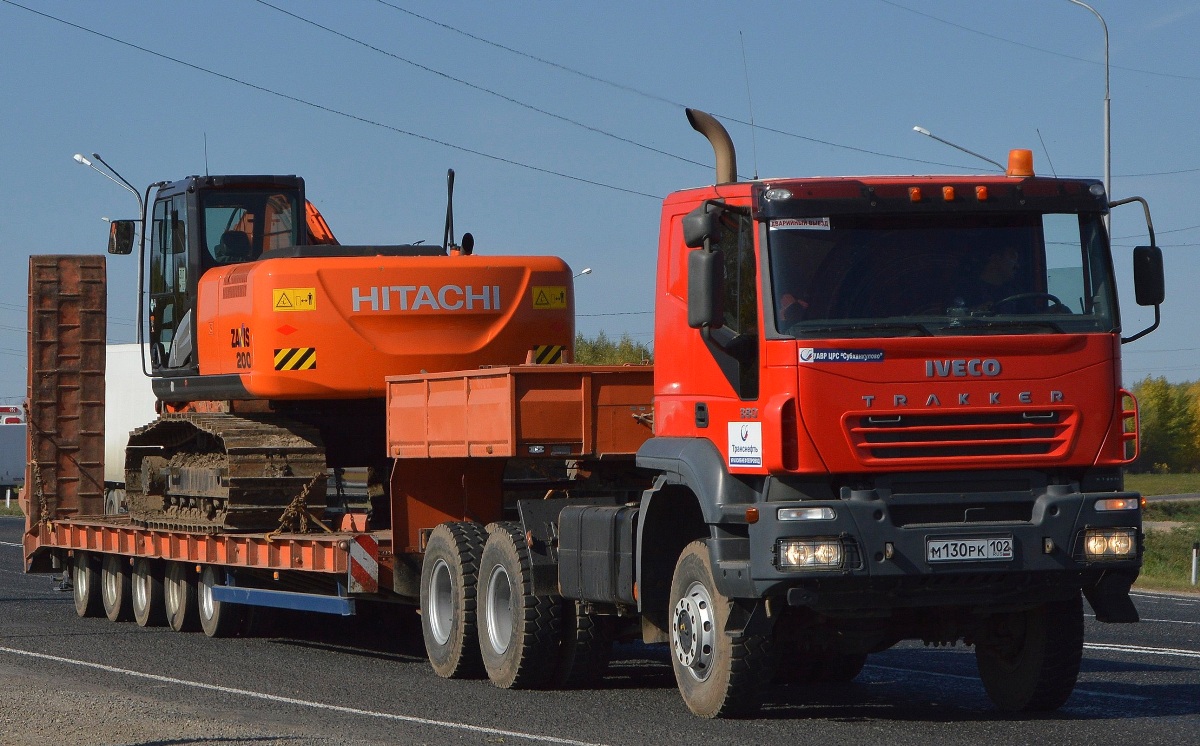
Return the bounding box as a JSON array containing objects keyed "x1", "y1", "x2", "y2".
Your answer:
[
  {"x1": 975, "y1": 591, "x2": 1084, "y2": 712},
  {"x1": 132, "y1": 558, "x2": 166, "y2": 627},
  {"x1": 420, "y1": 522, "x2": 487, "y2": 679},
  {"x1": 552, "y1": 601, "x2": 614, "y2": 689},
  {"x1": 164, "y1": 561, "x2": 200, "y2": 633},
  {"x1": 477, "y1": 521, "x2": 561, "y2": 689},
  {"x1": 72, "y1": 553, "x2": 103, "y2": 618},
  {"x1": 812, "y1": 652, "x2": 867, "y2": 683},
  {"x1": 101, "y1": 554, "x2": 133, "y2": 622},
  {"x1": 669, "y1": 540, "x2": 774, "y2": 718},
  {"x1": 198, "y1": 565, "x2": 244, "y2": 638}
]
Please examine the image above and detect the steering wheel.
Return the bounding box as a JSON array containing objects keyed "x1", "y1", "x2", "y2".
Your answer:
[{"x1": 991, "y1": 292, "x2": 1069, "y2": 314}]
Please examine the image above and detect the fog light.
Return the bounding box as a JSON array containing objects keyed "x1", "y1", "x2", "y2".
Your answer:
[
  {"x1": 778, "y1": 538, "x2": 843, "y2": 570},
  {"x1": 778, "y1": 507, "x2": 836, "y2": 521},
  {"x1": 1083, "y1": 528, "x2": 1137, "y2": 560}
]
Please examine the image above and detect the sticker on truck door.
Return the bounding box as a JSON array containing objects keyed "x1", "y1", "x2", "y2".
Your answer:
[{"x1": 728, "y1": 422, "x2": 762, "y2": 468}]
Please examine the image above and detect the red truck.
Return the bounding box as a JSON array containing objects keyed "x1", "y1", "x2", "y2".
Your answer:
[{"x1": 22, "y1": 109, "x2": 1164, "y2": 718}]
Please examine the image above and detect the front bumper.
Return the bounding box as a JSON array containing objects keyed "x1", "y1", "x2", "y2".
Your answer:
[{"x1": 741, "y1": 488, "x2": 1141, "y2": 616}]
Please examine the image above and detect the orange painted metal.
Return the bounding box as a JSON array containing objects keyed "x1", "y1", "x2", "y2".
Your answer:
[{"x1": 386, "y1": 365, "x2": 653, "y2": 460}]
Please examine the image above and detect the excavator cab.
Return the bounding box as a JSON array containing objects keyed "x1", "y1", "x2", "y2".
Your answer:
[{"x1": 140, "y1": 176, "x2": 307, "y2": 374}]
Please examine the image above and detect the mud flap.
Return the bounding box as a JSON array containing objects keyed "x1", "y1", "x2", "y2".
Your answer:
[{"x1": 1083, "y1": 570, "x2": 1139, "y2": 623}]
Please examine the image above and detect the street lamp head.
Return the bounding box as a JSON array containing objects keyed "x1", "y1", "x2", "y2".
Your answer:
[
  {"x1": 73, "y1": 153, "x2": 93, "y2": 167},
  {"x1": 574, "y1": 267, "x2": 593, "y2": 279},
  {"x1": 913, "y1": 126, "x2": 931, "y2": 137}
]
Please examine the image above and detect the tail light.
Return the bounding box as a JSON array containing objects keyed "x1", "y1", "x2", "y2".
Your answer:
[{"x1": 1119, "y1": 389, "x2": 1138, "y2": 463}]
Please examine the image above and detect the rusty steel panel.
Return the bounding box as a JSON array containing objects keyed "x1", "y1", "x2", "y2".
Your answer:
[
  {"x1": 386, "y1": 365, "x2": 653, "y2": 460},
  {"x1": 25, "y1": 256, "x2": 107, "y2": 535}
]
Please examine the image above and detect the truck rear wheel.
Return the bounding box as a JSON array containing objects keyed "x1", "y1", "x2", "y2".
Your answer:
[
  {"x1": 164, "y1": 561, "x2": 199, "y2": 632},
  {"x1": 975, "y1": 591, "x2": 1084, "y2": 712},
  {"x1": 71, "y1": 553, "x2": 103, "y2": 618},
  {"x1": 101, "y1": 554, "x2": 133, "y2": 622},
  {"x1": 132, "y1": 558, "x2": 166, "y2": 627},
  {"x1": 478, "y1": 521, "x2": 561, "y2": 689},
  {"x1": 669, "y1": 540, "x2": 774, "y2": 718},
  {"x1": 420, "y1": 522, "x2": 487, "y2": 679},
  {"x1": 198, "y1": 565, "x2": 244, "y2": 638}
]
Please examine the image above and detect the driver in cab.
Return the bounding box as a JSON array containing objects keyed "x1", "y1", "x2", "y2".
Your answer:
[{"x1": 953, "y1": 245, "x2": 1026, "y2": 313}]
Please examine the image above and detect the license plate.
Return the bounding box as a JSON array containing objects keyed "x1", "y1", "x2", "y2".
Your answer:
[{"x1": 926, "y1": 536, "x2": 1013, "y2": 563}]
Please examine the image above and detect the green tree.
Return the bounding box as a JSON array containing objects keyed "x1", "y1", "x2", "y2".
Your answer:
[
  {"x1": 1131, "y1": 376, "x2": 1198, "y2": 472},
  {"x1": 574, "y1": 331, "x2": 652, "y2": 365}
]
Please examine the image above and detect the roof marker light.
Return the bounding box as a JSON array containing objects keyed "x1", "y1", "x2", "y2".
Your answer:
[
  {"x1": 1006, "y1": 149, "x2": 1035, "y2": 177},
  {"x1": 942, "y1": 186, "x2": 955, "y2": 202},
  {"x1": 908, "y1": 187, "x2": 922, "y2": 202},
  {"x1": 975, "y1": 186, "x2": 989, "y2": 201}
]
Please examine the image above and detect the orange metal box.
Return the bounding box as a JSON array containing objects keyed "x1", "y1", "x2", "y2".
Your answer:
[{"x1": 386, "y1": 366, "x2": 653, "y2": 460}]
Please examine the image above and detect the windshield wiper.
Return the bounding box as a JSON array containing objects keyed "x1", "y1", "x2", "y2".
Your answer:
[
  {"x1": 795, "y1": 321, "x2": 934, "y2": 337},
  {"x1": 941, "y1": 318, "x2": 1064, "y2": 334}
]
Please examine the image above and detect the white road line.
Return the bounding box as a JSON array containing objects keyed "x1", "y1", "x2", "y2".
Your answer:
[
  {"x1": 1084, "y1": 642, "x2": 1200, "y2": 660},
  {"x1": 1087, "y1": 613, "x2": 1200, "y2": 626},
  {"x1": 0, "y1": 645, "x2": 608, "y2": 746},
  {"x1": 0, "y1": 541, "x2": 22, "y2": 547},
  {"x1": 864, "y1": 664, "x2": 1149, "y2": 701},
  {"x1": 1131, "y1": 591, "x2": 1200, "y2": 604}
]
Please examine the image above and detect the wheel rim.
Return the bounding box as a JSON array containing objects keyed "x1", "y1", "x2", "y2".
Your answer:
[
  {"x1": 484, "y1": 563, "x2": 514, "y2": 655},
  {"x1": 198, "y1": 569, "x2": 215, "y2": 621},
  {"x1": 672, "y1": 580, "x2": 716, "y2": 682},
  {"x1": 164, "y1": 565, "x2": 181, "y2": 615},
  {"x1": 427, "y1": 558, "x2": 455, "y2": 646},
  {"x1": 74, "y1": 559, "x2": 89, "y2": 604},
  {"x1": 132, "y1": 564, "x2": 148, "y2": 615},
  {"x1": 102, "y1": 560, "x2": 118, "y2": 607}
]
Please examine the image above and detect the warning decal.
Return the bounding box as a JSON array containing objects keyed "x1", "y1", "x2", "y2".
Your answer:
[
  {"x1": 272, "y1": 288, "x2": 317, "y2": 312},
  {"x1": 532, "y1": 344, "x2": 564, "y2": 364},
  {"x1": 274, "y1": 347, "x2": 316, "y2": 371},
  {"x1": 532, "y1": 286, "x2": 567, "y2": 309}
]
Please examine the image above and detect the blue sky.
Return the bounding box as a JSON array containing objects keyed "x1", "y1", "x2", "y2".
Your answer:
[{"x1": 1, "y1": 0, "x2": 1197, "y2": 404}]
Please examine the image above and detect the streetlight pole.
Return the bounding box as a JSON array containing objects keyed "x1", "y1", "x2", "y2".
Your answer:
[{"x1": 1068, "y1": 1, "x2": 1111, "y2": 227}]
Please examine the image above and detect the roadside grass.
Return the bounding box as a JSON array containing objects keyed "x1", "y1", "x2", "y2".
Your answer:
[
  {"x1": 1140, "y1": 523, "x2": 1200, "y2": 593},
  {"x1": 1124, "y1": 472, "x2": 1200, "y2": 496},
  {"x1": 0, "y1": 504, "x2": 22, "y2": 517}
]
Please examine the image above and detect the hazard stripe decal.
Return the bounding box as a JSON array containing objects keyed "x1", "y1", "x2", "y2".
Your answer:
[
  {"x1": 274, "y1": 347, "x2": 316, "y2": 371},
  {"x1": 532, "y1": 345, "x2": 563, "y2": 364},
  {"x1": 347, "y1": 534, "x2": 379, "y2": 594}
]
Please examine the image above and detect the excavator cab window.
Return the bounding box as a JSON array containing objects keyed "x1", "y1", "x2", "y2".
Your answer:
[
  {"x1": 149, "y1": 194, "x2": 189, "y2": 369},
  {"x1": 201, "y1": 190, "x2": 300, "y2": 267}
]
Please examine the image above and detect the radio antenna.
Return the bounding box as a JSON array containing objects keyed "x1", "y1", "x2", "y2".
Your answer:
[
  {"x1": 1036, "y1": 128, "x2": 1058, "y2": 178},
  {"x1": 739, "y1": 32, "x2": 758, "y2": 180},
  {"x1": 204, "y1": 133, "x2": 210, "y2": 177}
]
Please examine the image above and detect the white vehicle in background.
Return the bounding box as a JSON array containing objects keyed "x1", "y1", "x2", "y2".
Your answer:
[{"x1": 103, "y1": 344, "x2": 157, "y2": 514}]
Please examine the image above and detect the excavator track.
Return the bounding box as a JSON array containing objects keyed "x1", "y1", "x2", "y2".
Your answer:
[{"x1": 124, "y1": 413, "x2": 327, "y2": 533}]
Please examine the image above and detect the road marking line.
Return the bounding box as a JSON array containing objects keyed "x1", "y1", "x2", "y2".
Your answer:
[
  {"x1": 1087, "y1": 613, "x2": 1200, "y2": 626},
  {"x1": 865, "y1": 664, "x2": 1149, "y2": 700},
  {"x1": 0, "y1": 541, "x2": 22, "y2": 547},
  {"x1": 1130, "y1": 591, "x2": 1200, "y2": 604},
  {"x1": 0, "y1": 645, "x2": 608, "y2": 746},
  {"x1": 1084, "y1": 642, "x2": 1200, "y2": 660}
]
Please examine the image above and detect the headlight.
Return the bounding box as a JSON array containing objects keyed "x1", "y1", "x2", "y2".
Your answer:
[
  {"x1": 1083, "y1": 528, "x2": 1137, "y2": 560},
  {"x1": 778, "y1": 538, "x2": 843, "y2": 570}
]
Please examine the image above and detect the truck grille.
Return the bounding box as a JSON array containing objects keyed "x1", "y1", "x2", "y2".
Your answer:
[{"x1": 848, "y1": 409, "x2": 1076, "y2": 463}]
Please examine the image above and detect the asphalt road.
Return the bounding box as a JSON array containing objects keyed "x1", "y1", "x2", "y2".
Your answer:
[{"x1": 0, "y1": 515, "x2": 1196, "y2": 746}]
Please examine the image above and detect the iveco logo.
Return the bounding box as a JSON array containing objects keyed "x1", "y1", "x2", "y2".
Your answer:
[{"x1": 925, "y1": 358, "x2": 1002, "y2": 378}]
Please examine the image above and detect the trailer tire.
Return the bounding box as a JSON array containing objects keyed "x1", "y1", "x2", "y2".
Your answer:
[
  {"x1": 669, "y1": 540, "x2": 774, "y2": 718},
  {"x1": 420, "y1": 522, "x2": 487, "y2": 679},
  {"x1": 72, "y1": 553, "x2": 103, "y2": 618},
  {"x1": 975, "y1": 591, "x2": 1084, "y2": 712},
  {"x1": 478, "y1": 521, "x2": 561, "y2": 689},
  {"x1": 552, "y1": 601, "x2": 614, "y2": 689},
  {"x1": 198, "y1": 565, "x2": 244, "y2": 638},
  {"x1": 164, "y1": 561, "x2": 199, "y2": 633},
  {"x1": 132, "y1": 558, "x2": 166, "y2": 627},
  {"x1": 101, "y1": 554, "x2": 133, "y2": 622}
]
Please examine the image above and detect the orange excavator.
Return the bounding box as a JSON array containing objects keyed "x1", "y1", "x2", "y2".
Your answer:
[{"x1": 105, "y1": 172, "x2": 574, "y2": 531}]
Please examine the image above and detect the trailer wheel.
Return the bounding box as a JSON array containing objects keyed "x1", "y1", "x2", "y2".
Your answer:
[
  {"x1": 420, "y1": 522, "x2": 487, "y2": 679},
  {"x1": 478, "y1": 521, "x2": 561, "y2": 689},
  {"x1": 71, "y1": 553, "x2": 103, "y2": 618},
  {"x1": 198, "y1": 565, "x2": 244, "y2": 638},
  {"x1": 101, "y1": 554, "x2": 133, "y2": 622},
  {"x1": 552, "y1": 601, "x2": 614, "y2": 689},
  {"x1": 669, "y1": 540, "x2": 774, "y2": 718},
  {"x1": 163, "y1": 561, "x2": 199, "y2": 632},
  {"x1": 132, "y1": 558, "x2": 166, "y2": 627},
  {"x1": 975, "y1": 591, "x2": 1084, "y2": 712}
]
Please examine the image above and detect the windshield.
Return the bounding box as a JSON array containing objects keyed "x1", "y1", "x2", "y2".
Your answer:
[
  {"x1": 767, "y1": 212, "x2": 1116, "y2": 337},
  {"x1": 201, "y1": 189, "x2": 300, "y2": 266}
]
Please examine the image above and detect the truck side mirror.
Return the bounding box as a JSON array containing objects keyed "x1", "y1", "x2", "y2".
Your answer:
[
  {"x1": 687, "y1": 249, "x2": 724, "y2": 329},
  {"x1": 682, "y1": 202, "x2": 725, "y2": 249},
  {"x1": 107, "y1": 220, "x2": 136, "y2": 255},
  {"x1": 1132, "y1": 245, "x2": 1165, "y2": 306}
]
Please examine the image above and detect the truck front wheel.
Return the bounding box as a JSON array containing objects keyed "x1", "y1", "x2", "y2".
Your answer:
[
  {"x1": 669, "y1": 540, "x2": 774, "y2": 718},
  {"x1": 420, "y1": 522, "x2": 487, "y2": 679},
  {"x1": 478, "y1": 521, "x2": 561, "y2": 689},
  {"x1": 975, "y1": 591, "x2": 1084, "y2": 712}
]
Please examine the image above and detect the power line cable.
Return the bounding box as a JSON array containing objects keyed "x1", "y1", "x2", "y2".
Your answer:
[{"x1": 0, "y1": 0, "x2": 661, "y2": 201}]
